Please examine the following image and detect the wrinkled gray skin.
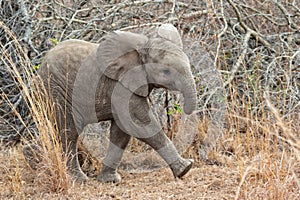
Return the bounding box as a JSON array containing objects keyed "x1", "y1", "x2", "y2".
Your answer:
[{"x1": 25, "y1": 24, "x2": 197, "y2": 183}]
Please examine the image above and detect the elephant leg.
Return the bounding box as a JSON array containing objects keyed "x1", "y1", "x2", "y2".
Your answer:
[
  {"x1": 59, "y1": 112, "x2": 88, "y2": 182},
  {"x1": 128, "y1": 96, "x2": 193, "y2": 178},
  {"x1": 138, "y1": 130, "x2": 194, "y2": 178},
  {"x1": 140, "y1": 132, "x2": 194, "y2": 178},
  {"x1": 97, "y1": 121, "x2": 131, "y2": 183}
]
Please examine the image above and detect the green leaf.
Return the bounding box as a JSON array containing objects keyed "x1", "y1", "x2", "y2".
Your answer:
[
  {"x1": 167, "y1": 103, "x2": 183, "y2": 115},
  {"x1": 167, "y1": 108, "x2": 175, "y2": 115},
  {"x1": 50, "y1": 38, "x2": 59, "y2": 45},
  {"x1": 30, "y1": 64, "x2": 40, "y2": 73},
  {"x1": 174, "y1": 103, "x2": 182, "y2": 114}
]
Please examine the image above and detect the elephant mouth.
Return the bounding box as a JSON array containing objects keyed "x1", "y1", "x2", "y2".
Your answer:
[
  {"x1": 150, "y1": 80, "x2": 196, "y2": 115},
  {"x1": 150, "y1": 82, "x2": 176, "y2": 91},
  {"x1": 151, "y1": 83, "x2": 197, "y2": 115}
]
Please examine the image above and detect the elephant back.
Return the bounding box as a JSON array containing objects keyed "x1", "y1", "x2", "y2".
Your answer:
[{"x1": 38, "y1": 39, "x2": 99, "y2": 103}]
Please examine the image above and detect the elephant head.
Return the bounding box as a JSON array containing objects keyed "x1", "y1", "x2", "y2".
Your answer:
[{"x1": 96, "y1": 24, "x2": 197, "y2": 115}]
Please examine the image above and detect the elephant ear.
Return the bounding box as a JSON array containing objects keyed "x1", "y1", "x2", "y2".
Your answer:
[
  {"x1": 157, "y1": 23, "x2": 183, "y2": 49},
  {"x1": 97, "y1": 31, "x2": 149, "y2": 97}
]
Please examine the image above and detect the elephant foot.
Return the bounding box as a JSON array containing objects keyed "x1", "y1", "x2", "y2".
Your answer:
[
  {"x1": 97, "y1": 166, "x2": 121, "y2": 183},
  {"x1": 170, "y1": 158, "x2": 194, "y2": 178}
]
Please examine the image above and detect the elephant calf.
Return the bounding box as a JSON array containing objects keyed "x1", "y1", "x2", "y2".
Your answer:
[{"x1": 24, "y1": 24, "x2": 197, "y2": 183}]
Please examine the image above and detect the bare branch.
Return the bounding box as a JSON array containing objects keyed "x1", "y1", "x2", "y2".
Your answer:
[
  {"x1": 275, "y1": 1, "x2": 300, "y2": 30},
  {"x1": 226, "y1": 0, "x2": 271, "y2": 48},
  {"x1": 17, "y1": 0, "x2": 39, "y2": 54},
  {"x1": 223, "y1": 31, "x2": 251, "y2": 87},
  {"x1": 182, "y1": 10, "x2": 208, "y2": 19}
]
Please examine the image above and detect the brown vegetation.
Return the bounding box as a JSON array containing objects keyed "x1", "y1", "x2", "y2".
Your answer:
[{"x1": 0, "y1": 0, "x2": 299, "y2": 199}]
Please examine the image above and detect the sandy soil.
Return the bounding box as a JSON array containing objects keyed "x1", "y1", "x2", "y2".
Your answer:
[
  {"x1": 0, "y1": 147, "x2": 239, "y2": 200},
  {"x1": 1, "y1": 146, "x2": 299, "y2": 200}
]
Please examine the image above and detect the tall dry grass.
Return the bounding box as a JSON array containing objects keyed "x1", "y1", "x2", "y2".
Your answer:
[
  {"x1": 229, "y1": 101, "x2": 300, "y2": 199},
  {"x1": 217, "y1": 76, "x2": 300, "y2": 199},
  {"x1": 0, "y1": 21, "x2": 70, "y2": 196}
]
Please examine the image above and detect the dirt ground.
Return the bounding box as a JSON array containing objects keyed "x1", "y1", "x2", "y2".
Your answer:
[
  {"x1": 1, "y1": 144, "x2": 300, "y2": 200},
  {"x1": 0, "y1": 146, "x2": 239, "y2": 200},
  {"x1": 73, "y1": 166, "x2": 239, "y2": 200}
]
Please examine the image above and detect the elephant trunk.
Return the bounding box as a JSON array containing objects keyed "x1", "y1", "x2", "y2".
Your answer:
[{"x1": 181, "y1": 74, "x2": 197, "y2": 115}]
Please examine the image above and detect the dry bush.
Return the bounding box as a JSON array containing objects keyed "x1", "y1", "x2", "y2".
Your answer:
[{"x1": 0, "y1": 0, "x2": 299, "y2": 199}]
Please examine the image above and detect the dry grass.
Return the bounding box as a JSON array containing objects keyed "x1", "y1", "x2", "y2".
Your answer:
[
  {"x1": 1, "y1": 6, "x2": 300, "y2": 200},
  {"x1": 1, "y1": 116, "x2": 299, "y2": 199},
  {"x1": 0, "y1": 21, "x2": 70, "y2": 196}
]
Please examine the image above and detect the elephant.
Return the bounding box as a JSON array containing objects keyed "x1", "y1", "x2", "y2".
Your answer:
[{"x1": 25, "y1": 24, "x2": 197, "y2": 183}]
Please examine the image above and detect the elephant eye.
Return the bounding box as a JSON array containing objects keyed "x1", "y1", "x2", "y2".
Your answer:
[{"x1": 162, "y1": 69, "x2": 171, "y2": 75}]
